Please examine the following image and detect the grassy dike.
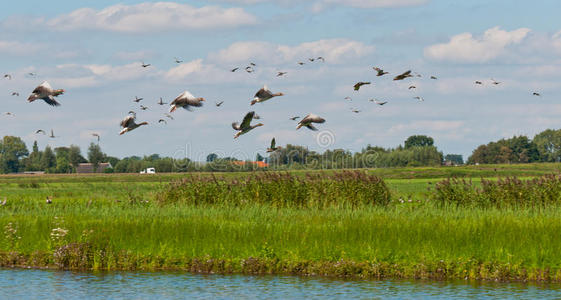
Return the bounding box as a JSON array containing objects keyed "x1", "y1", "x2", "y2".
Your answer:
[{"x1": 1, "y1": 168, "x2": 561, "y2": 281}]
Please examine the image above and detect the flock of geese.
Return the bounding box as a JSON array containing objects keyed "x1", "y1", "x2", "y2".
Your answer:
[{"x1": 2, "y1": 56, "x2": 544, "y2": 153}]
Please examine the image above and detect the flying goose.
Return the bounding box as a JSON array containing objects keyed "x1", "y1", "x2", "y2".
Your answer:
[
  {"x1": 370, "y1": 99, "x2": 388, "y2": 105},
  {"x1": 249, "y1": 62, "x2": 256, "y2": 67},
  {"x1": 140, "y1": 105, "x2": 149, "y2": 111},
  {"x1": 119, "y1": 114, "x2": 148, "y2": 135},
  {"x1": 393, "y1": 70, "x2": 412, "y2": 81},
  {"x1": 267, "y1": 138, "x2": 281, "y2": 152},
  {"x1": 298, "y1": 62, "x2": 305, "y2": 65},
  {"x1": 133, "y1": 96, "x2": 143, "y2": 103},
  {"x1": 289, "y1": 116, "x2": 300, "y2": 121},
  {"x1": 344, "y1": 96, "x2": 352, "y2": 101},
  {"x1": 5, "y1": 112, "x2": 14, "y2": 117},
  {"x1": 141, "y1": 61, "x2": 151, "y2": 68},
  {"x1": 169, "y1": 91, "x2": 205, "y2": 113},
  {"x1": 408, "y1": 86, "x2": 416, "y2": 90},
  {"x1": 317, "y1": 57, "x2": 325, "y2": 62},
  {"x1": 158, "y1": 119, "x2": 167, "y2": 124},
  {"x1": 491, "y1": 79, "x2": 501, "y2": 85},
  {"x1": 308, "y1": 58, "x2": 316, "y2": 62},
  {"x1": 353, "y1": 82, "x2": 370, "y2": 91},
  {"x1": 430, "y1": 76, "x2": 438, "y2": 80},
  {"x1": 533, "y1": 92, "x2": 541, "y2": 96},
  {"x1": 475, "y1": 81, "x2": 483, "y2": 85},
  {"x1": 35, "y1": 129, "x2": 45, "y2": 135},
  {"x1": 351, "y1": 108, "x2": 361, "y2": 113},
  {"x1": 157, "y1": 97, "x2": 167, "y2": 105},
  {"x1": 3, "y1": 74, "x2": 11, "y2": 80},
  {"x1": 27, "y1": 72, "x2": 37, "y2": 78},
  {"x1": 92, "y1": 133, "x2": 100, "y2": 142},
  {"x1": 11, "y1": 92, "x2": 19, "y2": 96},
  {"x1": 413, "y1": 96, "x2": 425, "y2": 102},
  {"x1": 231, "y1": 67, "x2": 239, "y2": 72},
  {"x1": 49, "y1": 129, "x2": 56, "y2": 138},
  {"x1": 232, "y1": 111, "x2": 264, "y2": 139},
  {"x1": 215, "y1": 101, "x2": 224, "y2": 107},
  {"x1": 373, "y1": 67, "x2": 389, "y2": 76},
  {"x1": 251, "y1": 85, "x2": 284, "y2": 105},
  {"x1": 174, "y1": 57, "x2": 183, "y2": 64},
  {"x1": 27, "y1": 81, "x2": 64, "y2": 106},
  {"x1": 245, "y1": 66, "x2": 254, "y2": 73},
  {"x1": 277, "y1": 71, "x2": 287, "y2": 77},
  {"x1": 297, "y1": 114, "x2": 325, "y2": 131}
]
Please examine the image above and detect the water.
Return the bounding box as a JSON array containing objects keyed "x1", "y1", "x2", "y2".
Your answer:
[{"x1": 1, "y1": 269, "x2": 560, "y2": 299}]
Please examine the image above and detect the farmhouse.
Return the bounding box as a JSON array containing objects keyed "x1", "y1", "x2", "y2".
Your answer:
[{"x1": 76, "y1": 163, "x2": 113, "y2": 174}]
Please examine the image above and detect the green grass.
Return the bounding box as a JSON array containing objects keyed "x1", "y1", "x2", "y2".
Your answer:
[{"x1": 1, "y1": 165, "x2": 561, "y2": 281}]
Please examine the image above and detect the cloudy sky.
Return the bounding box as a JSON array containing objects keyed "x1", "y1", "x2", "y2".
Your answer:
[{"x1": 0, "y1": 0, "x2": 560, "y2": 161}]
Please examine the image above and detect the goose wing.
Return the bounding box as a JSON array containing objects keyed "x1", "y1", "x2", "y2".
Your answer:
[
  {"x1": 254, "y1": 86, "x2": 272, "y2": 99},
  {"x1": 240, "y1": 111, "x2": 255, "y2": 129},
  {"x1": 270, "y1": 138, "x2": 276, "y2": 149},
  {"x1": 43, "y1": 96, "x2": 61, "y2": 106},
  {"x1": 171, "y1": 91, "x2": 195, "y2": 105},
  {"x1": 33, "y1": 81, "x2": 52, "y2": 94},
  {"x1": 120, "y1": 115, "x2": 135, "y2": 128}
]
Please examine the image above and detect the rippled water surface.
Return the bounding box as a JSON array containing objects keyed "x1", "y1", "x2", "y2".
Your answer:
[{"x1": 1, "y1": 269, "x2": 561, "y2": 299}]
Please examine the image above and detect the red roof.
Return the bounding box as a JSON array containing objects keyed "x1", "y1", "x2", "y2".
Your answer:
[{"x1": 232, "y1": 161, "x2": 269, "y2": 168}]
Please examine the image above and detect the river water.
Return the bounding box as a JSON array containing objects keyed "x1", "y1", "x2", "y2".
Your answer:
[{"x1": 1, "y1": 269, "x2": 560, "y2": 299}]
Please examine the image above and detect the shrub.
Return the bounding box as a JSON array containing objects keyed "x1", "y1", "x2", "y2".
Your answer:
[
  {"x1": 431, "y1": 174, "x2": 561, "y2": 208},
  {"x1": 157, "y1": 171, "x2": 390, "y2": 208}
]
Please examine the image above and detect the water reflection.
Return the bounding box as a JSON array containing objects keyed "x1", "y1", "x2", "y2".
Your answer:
[{"x1": 1, "y1": 269, "x2": 560, "y2": 299}]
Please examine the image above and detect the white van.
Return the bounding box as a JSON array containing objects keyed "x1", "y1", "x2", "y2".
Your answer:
[{"x1": 140, "y1": 167, "x2": 156, "y2": 174}]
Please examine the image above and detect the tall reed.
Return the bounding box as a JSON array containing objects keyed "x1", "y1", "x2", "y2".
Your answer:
[{"x1": 156, "y1": 171, "x2": 391, "y2": 208}]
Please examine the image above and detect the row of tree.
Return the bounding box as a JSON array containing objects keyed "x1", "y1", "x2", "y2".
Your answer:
[
  {"x1": 2, "y1": 129, "x2": 560, "y2": 174},
  {"x1": 467, "y1": 129, "x2": 561, "y2": 164}
]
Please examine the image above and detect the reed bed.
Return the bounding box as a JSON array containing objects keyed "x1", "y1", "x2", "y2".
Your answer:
[
  {"x1": 431, "y1": 174, "x2": 561, "y2": 208},
  {"x1": 157, "y1": 171, "x2": 390, "y2": 208}
]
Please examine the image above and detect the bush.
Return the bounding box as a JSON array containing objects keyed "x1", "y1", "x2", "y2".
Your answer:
[
  {"x1": 431, "y1": 174, "x2": 561, "y2": 208},
  {"x1": 157, "y1": 171, "x2": 391, "y2": 208}
]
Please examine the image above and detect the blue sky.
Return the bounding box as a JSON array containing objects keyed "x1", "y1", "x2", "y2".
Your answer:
[{"x1": 1, "y1": 0, "x2": 560, "y2": 161}]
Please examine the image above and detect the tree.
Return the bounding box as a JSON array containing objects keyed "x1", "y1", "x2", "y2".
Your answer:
[
  {"x1": 404, "y1": 135, "x2": 434, "y2": 149},
  {"x1": 68, "y1": 145, "x2": 86, "y2": 169},
  {"x1": 206, "y1": 153, "x2": 218, "y2": 162},
  {"x1": 0, "y1": 136, "x2": 29, "y2": 173},
  {"x1": 40, "y1": 146, "x2": 56, "y2": 171},
  {"x1": 24, "y1": 141, "x2": 42, "y2": 171},
  {"x1": 87, "y1": 143, "x2": 105, "y2": 173},
  {"x1": 444, "y1": 154, "x2": 464, "y2": 165},
  {"x1": 534, "y1": 129, "x2": 561, "y2": 162}
]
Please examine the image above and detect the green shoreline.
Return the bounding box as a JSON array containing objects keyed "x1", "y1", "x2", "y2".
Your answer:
[
  {"x1": 3, "y1": 168, "x2": 561, "y2": 283},
  {"x1": 2, "y1": 252, "x2": 561, "y2": 282}
]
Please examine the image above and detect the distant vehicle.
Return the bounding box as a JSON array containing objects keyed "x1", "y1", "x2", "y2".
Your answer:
[{"x1": 140, "y1": 167, "x2": 156, "y2": 174}]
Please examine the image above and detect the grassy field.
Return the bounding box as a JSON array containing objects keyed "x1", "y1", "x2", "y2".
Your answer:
[{"x1": 2, "y1": 164, "x2": 561, "y2": 281}]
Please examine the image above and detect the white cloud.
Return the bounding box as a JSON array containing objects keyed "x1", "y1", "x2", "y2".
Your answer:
[
  {"x1": 319, "y1": 0, "x2": 427, "y2": 8},
  {"x1": 41, "y1": 2, "x2": 258, "y2": 33},
  {"x1": 214, "y1": 0, "x2": 427, "y2": 9},
  {"x1": 389, "y1": 120, "x2": 464, "y2": 133},
  {"x1": 209, "y1": 39, "x2": 374, "y2": 64},
  {"x1": 0, "y1": 40, "x2": 42, "y2": 56},
  {"x1": 424, "y1": 27, "x2": 531, "y2": 63},
  {"x1": 112, "y1": 50, "x2": 156, "y2": 61},
  {"x1": 165, "y1": 59, "x2": 205, "y2": 79}
]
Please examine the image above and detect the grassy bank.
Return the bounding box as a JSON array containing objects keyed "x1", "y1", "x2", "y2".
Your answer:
[{"x1": 1, "y1": 167, "x2": 561, "y2": 281}]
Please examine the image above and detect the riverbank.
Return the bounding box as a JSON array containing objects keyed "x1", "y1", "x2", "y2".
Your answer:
[{"x1": 2, "y1": 169, "x2": 561, "y2": 281}]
